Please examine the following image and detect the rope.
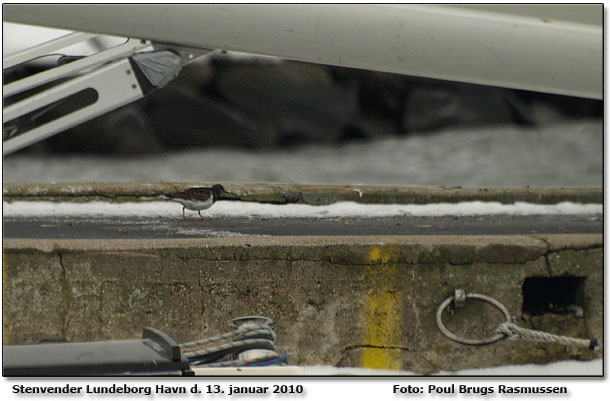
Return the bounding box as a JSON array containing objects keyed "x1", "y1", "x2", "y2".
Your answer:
[
  {"x1": 200, "y1": 354, "x2": 288, "y2": 368},
  {"x1": 180, "y1": 324, "x2": 276, "y2": 349},
  {"x1": 184, "y1": 339, "x2": 276, "y2": 362},
  {"x1": 179, "y1": 320, "x2": 282, "y2": 367},
  {"x1": 496, "y1": 322, "x2": 599, "y2": 350}
]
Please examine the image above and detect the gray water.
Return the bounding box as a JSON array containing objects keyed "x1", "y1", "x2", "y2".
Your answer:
[{"x1": 2, "y1": 120, "x2": 602, "y2": 187}]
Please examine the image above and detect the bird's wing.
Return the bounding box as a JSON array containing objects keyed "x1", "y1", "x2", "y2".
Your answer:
[{"x1": 170, "y1": 187, "x2": 212, "y2": 201}]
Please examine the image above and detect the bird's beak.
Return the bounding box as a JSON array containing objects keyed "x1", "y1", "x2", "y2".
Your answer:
[{"x1": 218, "y1": 188, "x2": 234, "y2": 200}]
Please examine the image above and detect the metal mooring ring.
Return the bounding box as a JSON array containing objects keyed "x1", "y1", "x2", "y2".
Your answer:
[{"x1": 436, "y1": 291, "x2": 512, "y2": 346}]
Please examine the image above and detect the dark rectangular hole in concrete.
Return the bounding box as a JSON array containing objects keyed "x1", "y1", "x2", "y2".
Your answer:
[{"x1": 522, "y1": 276, "x2": 586, "y2": 316}]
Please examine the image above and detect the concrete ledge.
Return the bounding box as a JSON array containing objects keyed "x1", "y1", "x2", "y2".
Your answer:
[
  {"x1": 2, "y1": 183, "x2": 603, "y2": 205},
  {"x1": 3, "y1": 234, "x2": 602, "y2": 373}
]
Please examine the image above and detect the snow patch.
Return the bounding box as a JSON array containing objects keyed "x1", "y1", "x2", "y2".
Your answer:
[
  {"x1": 301, "y1": 358, "x2": 602, "y2": 375},
  {"x1": 2, "y1": 200, "x2": 602, "y2": 219}
]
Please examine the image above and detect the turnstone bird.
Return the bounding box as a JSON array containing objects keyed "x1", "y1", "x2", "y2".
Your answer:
[{"x1": 166, "y1": 184, "x2": 227, "y2": 221}]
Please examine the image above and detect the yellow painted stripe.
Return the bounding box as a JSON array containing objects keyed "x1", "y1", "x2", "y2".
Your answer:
[{"x1": 361, "y1": 246, "x2": 402, "y2": 370}]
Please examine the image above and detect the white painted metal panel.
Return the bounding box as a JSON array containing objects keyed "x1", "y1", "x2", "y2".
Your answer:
[
  {"x1": 3, "y1": 38, "x2": 149, "y2": 98},
  {"x1": 3, "y1": 4, "x2": 602, "y2": 98},
  {"x1": 3, "y1": 32, "x2": 96, "y2": 69},
  {"x1": 3, "y1": 59, "x2": 144, "y2": 155}
]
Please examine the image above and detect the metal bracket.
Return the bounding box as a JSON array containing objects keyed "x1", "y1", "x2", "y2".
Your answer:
[
  {"x1": 3, "y1": 58, "x2": 144, "y2": 155},
  {"x1": 3, "y1": 31, "x2": 210, "y2": 155},
  {"x1": 453, "y1": 289, "x2": 466, "y2": 308},
  {"x1": 3, "y1": 37, "x2": 151, "y2": 99}
]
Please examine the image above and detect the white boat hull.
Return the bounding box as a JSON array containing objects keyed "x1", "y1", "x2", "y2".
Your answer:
[{"x1": 3, "y1": 4, "x2": 602, "y2": 99}]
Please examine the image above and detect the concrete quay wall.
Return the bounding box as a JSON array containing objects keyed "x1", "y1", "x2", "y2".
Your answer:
[{"x1": 2, "y1": 234, "x2": 602, "y2": 374}]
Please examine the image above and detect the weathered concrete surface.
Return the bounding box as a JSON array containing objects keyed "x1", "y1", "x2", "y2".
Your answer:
[
  {"x1": 2, "y1": 183, "x2": 603, "y2": 205},
  {"x1": 2, "y1": 214, "x2": 602, "y2": 239},
  {"x1": 2, "y1": 234, "x2": 602, "y2": 374}
]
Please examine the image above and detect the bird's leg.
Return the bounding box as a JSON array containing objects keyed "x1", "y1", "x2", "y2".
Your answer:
[
  {"x1": 182, "y1": 207, "x2": 191, "y2": 220},
  {"x1": 198, "y1": 210, "x2": 209, "y2": 221}
]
